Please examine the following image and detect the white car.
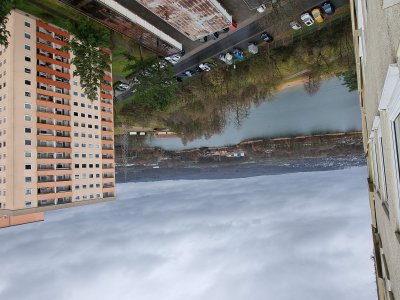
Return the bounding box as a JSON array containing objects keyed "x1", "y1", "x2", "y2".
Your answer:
[
  {"x1": 301, "y1": 13, "x2": 314, "y2": 26},
  {"x1": 198, "y1": 63, "x2": 211, "y2": 72},
  {"x1": 117, "y1": 83, "x2": 129, "y2": 91},
  {"x1": 164, "y1": 54, "x2": 181, "y2": 65},
  {"x1": 257, "y1": 4, "x2": 266, "y2": 13},
  {"x1": 290, "y1": 21, "x2": 301, "y2": 30}
]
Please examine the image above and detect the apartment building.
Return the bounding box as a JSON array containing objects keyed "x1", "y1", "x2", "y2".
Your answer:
[
  {"x1": 134, "y1": 0, "x2": 232, "y2": 41},
  {"x1": 60, "y1": 0, "x2": 182, "y2": 56},
  {"x1": 350, "y1": 0, "x2": 400, "y2": 299},
  {"x1": 0, "y1": 10, "x2": 115, "y2": 228}
]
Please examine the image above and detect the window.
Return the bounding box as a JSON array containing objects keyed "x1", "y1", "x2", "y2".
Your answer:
[
  {"x1": 25, "y1": 201, "x2": 32, "y2": 208},
  {"x1": 25, "y1": 189, "x2": 32, "y2": 195},
  {"x1": 25, "y1": 91, "x2": 31, "y2": 97},
  {"x1": 82, "y1": 164, "x2": 86, "y2": 168},
  {"x1": 24, "y1": 128, "x2": 31, "y2": 133},
  {"x1": 74, "y1": 153, "x2": 79, "y2": 158},
  {"x1": 81, "y1": 103, "x2": 85, "y2": 108},
  {"x1": 24, "y1": 56, "x2": 31, "y2": 62},
  {"x1": 24, "y1": 67, "x2": 31, "y2": 74},
  {"x1": 24, "y1": 151, "x2": 31, "y2": 158},
  {"x1": 24, "y1": 115, "x2": 31, "y2": 121},
  {"x1": 81, "y1": 133, "x2": 86, "y2": 138},
  {"x1": 96, "y1": 184, "x2": 100, "y2": 188},
  {"x1": 89, "y1": 164, "x2": 93, "y2": 168},
  {"x1": 75, "y1": 174, "x2": 79, "y2": 179},
  {"x1": 74, "y1": 132, "x2": 78, "y2": 137},
  {"x1": 25, "y1": 177, "x2": 32, "y2": 183},
  {"x1": 24, "y1": 80, "x2": 31, "y2": 85},
  {"x1": 24, "y1": 21, "x2": 31, "y2": 28},
  {"x1": 24, "y1": 140, "x2": 31, "y2": 146},
  {"x1": 24, "y1": 103, "x2": 31, "y2": 109},
  {"x1": 25, "y1": 164, "x2": 31, "y2": 170},
  {"x1": 73, "y1": 102, "x2": 78, "y2": 106},
  {"x1": 73, "y1": 112, "x2": 78, "y2": 116},
  {"x1": 24, "y1": 32, "x2": 31, "y2": 39},
  {"x1": 74, "y1": 164, "x2": 79, "y2": 168},
  {"x1": 75, "y1": 185, "x2": 79, "y2": 190},
  {"x1": 82, "y1": 154, "x2": 86, "y2": 158},
  {"x1": 73, "y1": 91, "x2": 78, "y2": 96},
  {"x1": 83, "y1": 184, "x2": 87, "y2": 189},
  {"x1": 89, "y1": 184, "x2": 94, "y2": 188},
  {"x1": 24, "y1": 44, "x2": 31, "y2": 51}
]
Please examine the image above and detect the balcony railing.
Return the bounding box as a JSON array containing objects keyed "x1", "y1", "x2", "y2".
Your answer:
[{"x1": 38, "y1": 199, "x2": 55, "y2": 207}]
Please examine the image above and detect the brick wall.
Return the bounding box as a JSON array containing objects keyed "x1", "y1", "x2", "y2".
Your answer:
[{"x1": 136, "y1": 0, "x2": 232, "y2": 40}]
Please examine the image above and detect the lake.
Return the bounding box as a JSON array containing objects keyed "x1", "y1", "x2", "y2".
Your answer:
[{"x1": 147, "y1": 78, "x2": 361, "y2": 150}]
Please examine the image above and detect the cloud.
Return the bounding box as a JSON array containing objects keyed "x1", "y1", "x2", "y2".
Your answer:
[{"x1": 0, "y1": 167, "x2": 376, "y2": 300}]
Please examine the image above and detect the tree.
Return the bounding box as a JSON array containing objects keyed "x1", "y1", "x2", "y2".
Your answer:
[
  {"x1": 67, "y1": 18, "x2": 110, "y2": 101},
  {"x1": 304, "y1": 73, "x2": 321, "y2": 96},
  {"x1": 337, "y1": 71, "x2": 358, "y2": 92},
  {"x1": 124, "y1": 55, "x2": 177, "y2": 111},
  {"x1": 0, "y1": 0, "x2": 12, "y2": 48}
]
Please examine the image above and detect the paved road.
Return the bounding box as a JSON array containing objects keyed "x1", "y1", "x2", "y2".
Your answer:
[{"x1": 175, "y1": 0, "x2": 348, "y2": 74}]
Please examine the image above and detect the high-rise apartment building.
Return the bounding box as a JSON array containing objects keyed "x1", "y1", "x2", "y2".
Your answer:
[
  {"x1": 0, "y1": 10, "x2": 115, "y2": 228},
  {"x1": 134, "y1": 0, "x2": 232, "y2": 41},
  {"x1": 350, "y1": 0, "x2": 400, "y2": 299}
]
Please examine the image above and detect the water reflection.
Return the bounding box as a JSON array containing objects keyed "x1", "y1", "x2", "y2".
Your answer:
[{"x1": 147, "y1": 78, "x2": 361, "y2": 150}]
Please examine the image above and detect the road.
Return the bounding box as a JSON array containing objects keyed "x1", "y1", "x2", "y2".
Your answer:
[{"x1": 174, "y1": 0, "x2": 348, "y2": 74}]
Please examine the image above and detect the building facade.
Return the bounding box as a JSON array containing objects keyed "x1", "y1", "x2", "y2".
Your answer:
[
  {"x1": 0, "y1": 10, "x2": 115, "y2": 228},
  {"x1": 350, "y1": 0, "x2": 400, "y2": 299},
  {"x1": 60, "y1": 0, "x2": 182, "y2": 56},
  {"x1": 134, "y1": 0, "x2": 232, "y2": 40}
]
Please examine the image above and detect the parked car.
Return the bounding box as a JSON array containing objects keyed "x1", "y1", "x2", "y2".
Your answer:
[
  {"x1": 257, "y1": 4, "x2": 266, "y2": 13},
  {"x1": 197, "y1": 63, "x2": 212, "y2": 72},
  {"x1": 261, "y1": 32, "x2": 273, "y2": 43},
  {"x1": 248, "y1": 42, "x2": 258, "y2": 54},
  {"x1": 301, "y1": 13, "x2": 314, "y2": 26},
  {"x1": 164, "y1": 53, "x2": 181, "y2": 65},
  {"x1": 290, "y1": 21, "x2": 302, "y2": 30},
  {"x1": 199, "y1": 36, "x2": 208, "y2": 43},
  {"x1": 116, "y1": 83, "x2": 129, "y2": 91},
  {"x1": 219, "y1": 53, "x2": 233, "y2": 65},
  {"x1": 321, "y1": 2, "x2": 335, "y2": 15},
  {"x1": 229, "y1": 20, "x2": 238, "y2": 31},
  {"x1": 217, "y1": 27, "x2": 230, "y2": 34},
  {"x1": 311, "y1": 8, "x2": 324, "y2": 23}
]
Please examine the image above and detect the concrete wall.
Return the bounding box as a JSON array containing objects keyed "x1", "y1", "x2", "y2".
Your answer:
[{"x1": 351, "y1": 0, "x2": 400, "y2": 298}]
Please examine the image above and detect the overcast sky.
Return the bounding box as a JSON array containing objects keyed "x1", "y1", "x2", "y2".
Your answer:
[{"x1": 0, "y1": 167, "x2": 375, "y2": 300}]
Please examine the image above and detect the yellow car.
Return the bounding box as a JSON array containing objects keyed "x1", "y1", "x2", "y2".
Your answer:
[{"x1": 311, "y1": 8, "x2": 324, "y2": 23}]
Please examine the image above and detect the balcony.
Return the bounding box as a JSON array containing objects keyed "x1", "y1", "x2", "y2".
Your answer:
[
  {"x1": 38, "y1": 199, "x2": 55, "y2": 207},
  {"x1": 102, "y1": 154, "x2": 114, "y2": 160},
  {"x1": 102, "y1": 164, "x2": 114, "y2": 169},
  {"x1": 38, "y1": 187, "x2": 55, "y2": 195},
  {"x1": 57, "y1": 197, "x2": 72, "y2": 205},
  {"x1": 103, "y1": 192, "x2": 115, "y2": 198},
  {"x1": 102, "y1": 145, "x2": 113, "y2": 150},
  {"x1": 38, "y1": 176, "x2": 55, "y2": 183},
  {"x1": 103, "y1": 173, "x2": 114, "y2": 179},
  {"x1": 56, "y1": 186, "x2": 72, "y2": 193}
]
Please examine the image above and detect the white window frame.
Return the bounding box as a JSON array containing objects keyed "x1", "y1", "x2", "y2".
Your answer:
[{"x1": 378, "y1": 64, "x2": 400, "y2": 226}]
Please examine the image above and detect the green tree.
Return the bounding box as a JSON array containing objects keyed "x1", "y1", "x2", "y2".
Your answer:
[
  {"x1": 337, "y1": 71, "x2": 358, "y2": 92},
  {"x1": 0, "y1": 0, "x2": 13, "y2": 48},
  {"x1": 67, "y1": 18, "x2": 110, "y2": 101},
  {"x1": 124, "y1": 55, "x2": 177, "y2": 111}
]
